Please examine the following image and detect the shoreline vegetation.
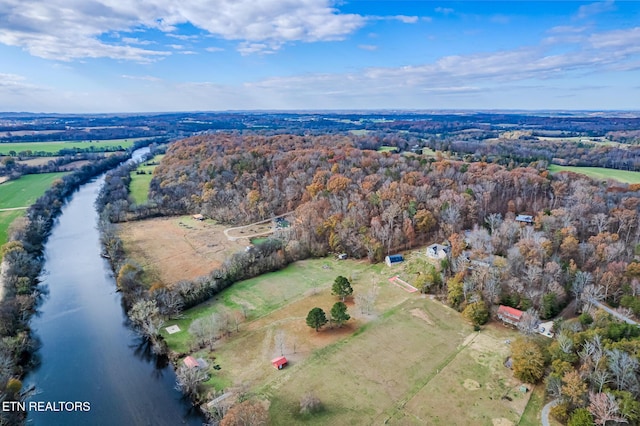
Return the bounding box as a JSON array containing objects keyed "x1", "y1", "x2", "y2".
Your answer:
[{"x1": 0, "y1": 139, "x2": 158, "y2": 426}]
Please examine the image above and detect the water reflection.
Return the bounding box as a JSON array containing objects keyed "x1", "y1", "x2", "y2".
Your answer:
[{"x1": 25, "y1": 154, "x2": 203, "y2": 426}]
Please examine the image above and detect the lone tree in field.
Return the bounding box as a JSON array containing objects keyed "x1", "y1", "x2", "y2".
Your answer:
[
  {"x1": 306, "y1": 307, "x2": 328, "y2": 332},
  {"x1": 332, "y1": 276, "x2": 353, "y2": 302},
  {"x1": 330, "y1": 302, "x2": 350, "y2": 328}
]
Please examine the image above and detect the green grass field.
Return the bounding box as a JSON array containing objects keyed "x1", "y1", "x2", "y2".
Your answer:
[
  {"x1": 161, "y1": 258, "x2": 382, "y2": 353},
  {"x1": 0, "y1": 210, "x2": 24, "y2": 248},
  {"x1": 378, "y1": 145, "x2": 399, "y2": 153},
  {"x1": 0, "y1": 172, "x2": 67, "y2": 246},
  {"x1": 129, "y1": 155, "x2": 164, "y2": 204},
  {"x1": 160, "y1": 252, "x2": 527, "y2": 424},
  {"x1": 0, "y1": 138, "x2": 144, "y2": 155},
  {"x1": 0, "y1": 173, "x2": 67, "y2": 208},
  {"x1": 548, "y1": 164, "x2": 640, "y2": 184}
]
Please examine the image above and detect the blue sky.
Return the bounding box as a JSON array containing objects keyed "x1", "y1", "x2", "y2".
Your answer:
[{"x1": 1, "y1": 0, "x2": 639, "y2": 112}]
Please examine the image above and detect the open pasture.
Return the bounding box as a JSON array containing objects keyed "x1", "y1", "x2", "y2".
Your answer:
[
  {"x1": 548, "y1": 164, "x2": 640, "y2": 184},
  {"x1": 119, "y1": 216, "x2": 254, "y2": 286},
  {"x1": 0, "y1": 172, "x2": 67, "y2": 209},
  {"x1": 161, "y1": 257, "x2": 393, "y2": 354},
  {"x1": 0, "y1": 172, "x2": 66, "y2": 246},
  {"x1": 0, "y1": 138, "x2": 143, "y2": 155},
  {"x1": 158, "y1": 250, "x2": 526, "y2": 425},
  {"x1": 129, "y1": 154, "x2": 164, "y2": 204}
]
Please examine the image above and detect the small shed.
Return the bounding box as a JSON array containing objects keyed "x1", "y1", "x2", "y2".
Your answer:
[
  {"x1": 271, "y1": 356, "x2": 288, "y2": 370},
  {"x1": 184, "y1": 356, "x2": 199, "y2": 369},
  {"x1": 385, "y1": 254, "x2": 404, "y2": 267},
  {"x1": 192, "y1": 214, "x2": 204, "y2": 221}
]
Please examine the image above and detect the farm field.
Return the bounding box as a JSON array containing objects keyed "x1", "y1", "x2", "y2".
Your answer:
[
  {"x1": 0, "y1": 172, "x2": 67, "y2": 208},
  {"x1": 129, "y1": 154, "x2": 164, "y2": 204},
  {"x1": 161, "y1": 258, "x2": 391, "y2": 353},
  {"x1": 0, "y1": 172, "x2": 67, "y2": 246},
  {"x1": 0, "y1": 210, "x2": 24, "y2": 247},
  {"x1": 118, "y1": 215, "x2": 249, "y2": 285},
  {"x1": 548, "y1": 164, "x2": 640, "y2": 184},
  {"x1": 161, "y1": 254, "x2": 526, "y2": 425},
  {"x1": 0, "y1": 138, "x2": 144, "y2": 155}
]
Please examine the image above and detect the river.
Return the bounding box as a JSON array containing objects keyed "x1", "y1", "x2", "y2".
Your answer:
[{"x1": 25, "y1": 150, "x2": 204, "y2": 425}]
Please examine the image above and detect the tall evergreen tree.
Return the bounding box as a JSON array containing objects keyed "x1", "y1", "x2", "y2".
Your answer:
[
  {"x1": 332, "y1": 276, "x2": 353, "y2": 302},
  {"x1": 306, "y1": 307, "x2": 328, "y2": 332}
]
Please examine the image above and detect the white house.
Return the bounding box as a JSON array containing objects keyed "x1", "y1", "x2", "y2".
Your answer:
[{"x1": 426, "y1": 244, "x2": 450, "y2": 260}]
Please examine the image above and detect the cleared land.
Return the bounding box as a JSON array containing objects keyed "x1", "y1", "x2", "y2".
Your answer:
[
  {"x1": 0, "y1": 172, "x2": 67, "y2": 246},
  {"x1": 0, "y1": 210, "x2": 24, "y2": 247},
  {"x1": 159, "y1": 253, "x2": 526, "y2": 425},
  {"x1": 118, "y1": 216, "x2": 249, "y2": 286},
  {"x1": 0, "y1": 172, "x2": 67, "y2": 208},
  {"x1": 548, "y1": 164, "x2": 640, "y2": 184},
  {"x1": 129, "y1": 154, "x2": 164, "y2": 204},
  {"x1": 0, "y1": 138, "x2": 142, "y2": 155}
]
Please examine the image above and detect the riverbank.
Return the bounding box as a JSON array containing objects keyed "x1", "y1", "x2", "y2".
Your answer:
[
  {"x1": 0, "y1": 153, "x2": 133, "y2": 425},
  {"x1": 24, "y1": 170, "x2": 203, "y2": 425}
]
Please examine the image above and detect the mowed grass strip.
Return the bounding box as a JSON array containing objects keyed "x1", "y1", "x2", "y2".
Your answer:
[
  {"x1": 0, "y1": 138, "x2": 142, "y2": 155},
  {"x1": 129, "y1": 154, "x2": 164, "y2": 204},
  {"x1": 548, "y1": 164, "x2": 640, "y2": 184}
]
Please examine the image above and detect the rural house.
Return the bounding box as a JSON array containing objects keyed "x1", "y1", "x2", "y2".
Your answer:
[
  {"x1": 497, "y1": 305, "x2": 524, "y2": 326},
  {"x1": 385, "y1": 254, "x2": 404, "y2": 267},
  {"x1": 515, "y1": 214, "x2": 534, "y2": 225},
  {"x1": 426, "y1": 243, "x2": 450, "y2": 260}
]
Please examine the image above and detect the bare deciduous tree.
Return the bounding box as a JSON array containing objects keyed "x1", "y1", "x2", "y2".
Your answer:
[
  {"x1": 588, "y1": 391, "x2": 627, "y2": 425},
  {"x1": 175, "y1": 364, "x2": 209, "y2": 399}
]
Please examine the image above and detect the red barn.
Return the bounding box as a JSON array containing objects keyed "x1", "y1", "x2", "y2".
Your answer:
[{"x1": 271, "y1": 356, "x2": 288, "y2": 370}]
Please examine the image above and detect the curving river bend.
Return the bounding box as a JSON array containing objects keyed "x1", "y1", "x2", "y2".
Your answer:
[{"x1": 25, "y1": 150, "x2": 203, "y2": 425}]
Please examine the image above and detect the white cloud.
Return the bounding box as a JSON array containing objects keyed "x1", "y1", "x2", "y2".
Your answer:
[
  {"x1": 121, "y1": 74, "x2": 162, "y2": 82},
  {"x1": 0, "y1": 73, "x2": 37, "y2": 91},
  {"x1": 121, "y1": 37, "x2": 154, "y2": 45},
  {"x1": 245, "y1": 24, "x2": 640, "y2": 101},
  {"x1": 589, "y1": 27, "x2": 640, "y2": 49},
  {"x1": 576, "y1": 0, "x2": 616, "y2": 19},
  {"x1": 0, "y1": 0, "x2": 365, "y2": 60},
  {"x1": 205, "y1": 46, "x2": 224, "y2": 52},
  {"x1": 392, "y1": 15, "x2": 419, "y2": 24},
  {"x1": 237, "y1": 41, "x2": 280, "y2": 55},
  {"x1": 167, "y1": 34, "x2": 200, "y2": 41},
  {"x1": 548, "y1": 25, "x2": 589, "y2": 34},
  {"x1": 358, "y1": 44, "x2": 378, "y2": 51},
  {"x1": 435, "y1": 7, "x2": 454, "y2": 15}
]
